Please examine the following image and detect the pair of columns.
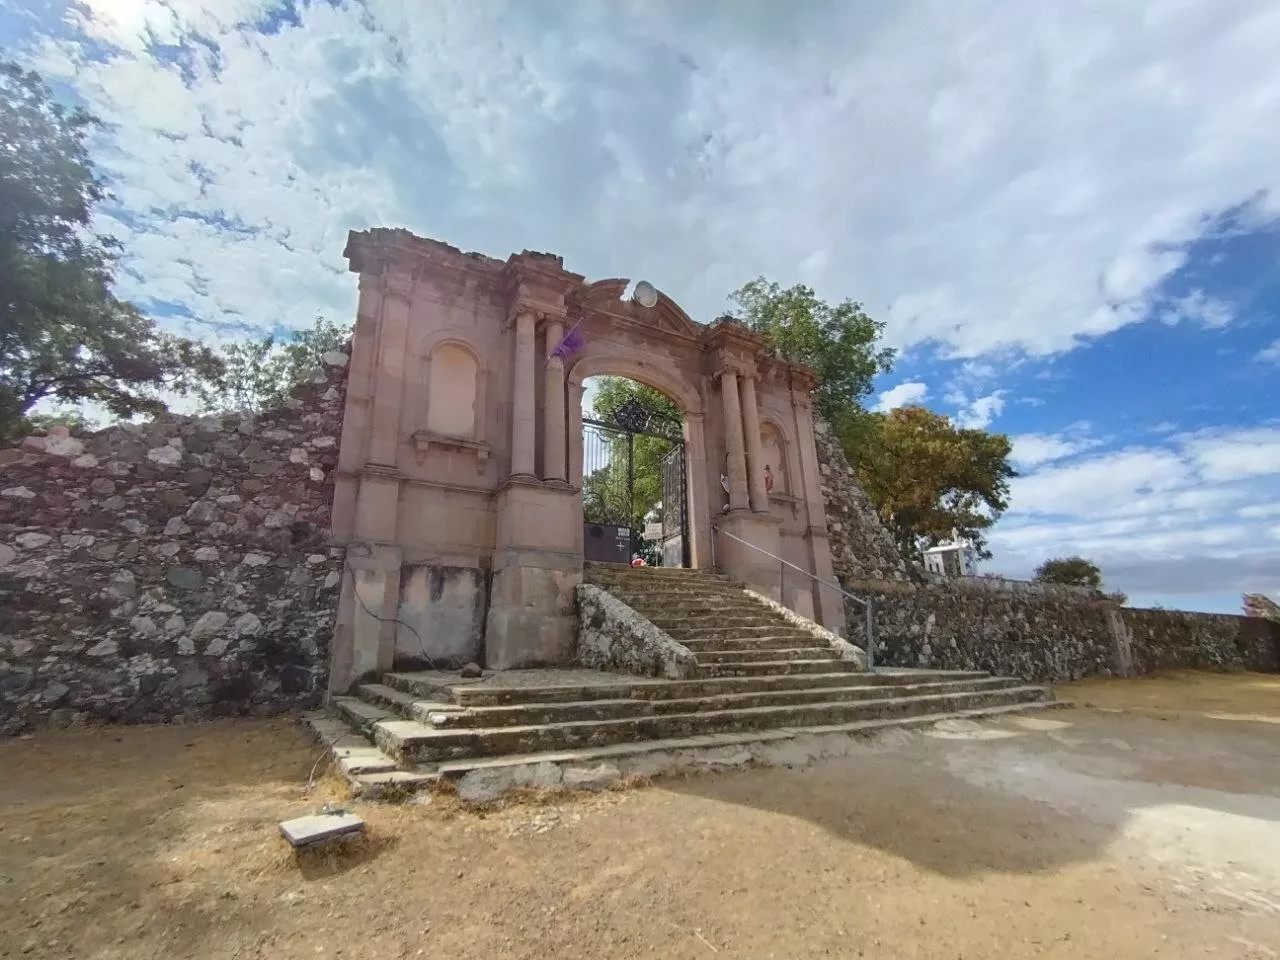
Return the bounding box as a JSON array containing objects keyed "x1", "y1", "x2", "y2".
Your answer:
[
  {"x1": 510, "y1": 309, "x2": 567, "y2": 483},
  {"x1": 718, "y1": 365, "x2": 769, "y2": 514}
]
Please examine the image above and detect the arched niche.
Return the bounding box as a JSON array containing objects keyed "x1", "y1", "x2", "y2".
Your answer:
[
  {"x1": 412, "y1": 336, "x2": 489, "y2": 471},
  {"x1": 759, "y1": 419, "x2": 791, "y2": 496}
]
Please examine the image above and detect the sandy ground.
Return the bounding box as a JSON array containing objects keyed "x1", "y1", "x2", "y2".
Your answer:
[{"x1": 2, "y1": 671, "x2": 1279, "y2": 960}]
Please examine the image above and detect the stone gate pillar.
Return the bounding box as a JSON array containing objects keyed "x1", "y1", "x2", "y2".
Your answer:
[{"x1": 484, "y1": 256, "x2": 584, "y2": 668}]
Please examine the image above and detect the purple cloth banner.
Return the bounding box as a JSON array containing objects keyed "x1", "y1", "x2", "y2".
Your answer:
[{"x1": 550, "y1": 322, "x2": 585, "y2": 359}]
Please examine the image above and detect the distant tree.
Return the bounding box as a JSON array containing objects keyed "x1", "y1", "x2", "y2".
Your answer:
[
  {"x1": 849, "y1": 405, "x2": 1016, "y2": 560},
  {"x1": 1033, "y1": 556, "x2": 1103, "y2": 589},
  {"x1": 195, "y1": 314, "x2": 350, "y2": 413},
  {"x1": 0, "y1": 61, "x2": 221, "y2": 443},
  {"x1": 728, "y1": 278, "x2": 894, "y2": 425}
]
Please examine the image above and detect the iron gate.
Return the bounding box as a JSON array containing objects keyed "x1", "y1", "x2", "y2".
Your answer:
[{"x1": 582, "y1": 398, "x2": 688, "y2": 566}]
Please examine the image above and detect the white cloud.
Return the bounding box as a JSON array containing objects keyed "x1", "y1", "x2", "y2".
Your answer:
[
  {"x1": 1255, "y1": 338, "x2": 1280, "y2": 363},
  {"x1": 1181, "y1": 426, "x2": 1280, "y2": 482},
  {"x1": 955, "y1": 391, "x2": 1006, "y2": 429},
  {"x1": 991, "y1": 426, "x2": 1280, "y2": 599},
  {"x1": 1009, "y1": 433, "x2": 1093, "y2": 468},
  {"x1": 1159, "y1": 289, "x2": 1235, "y2": 328},
  {"x1": 873, "y1": 381, "x2": 928, "y2": 411},
  {"x1": 14, "y1": 0, "x2": 1280, "y2": 356}
]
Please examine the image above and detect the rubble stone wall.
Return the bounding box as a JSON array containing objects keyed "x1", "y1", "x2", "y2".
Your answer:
[
  {"x1": 843, "y1": 577, "x2": 1280, "y2": 682},
  {"x1": 814, "y1": 421, "x2": 1279, "y2": 681},
  {"x1": 0, "y1": 350, "x2": 350, "y2": 734}
]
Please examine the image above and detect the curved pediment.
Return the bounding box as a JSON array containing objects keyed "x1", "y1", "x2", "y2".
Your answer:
[{"x1": 577, "y1": 278, "x2": 703, "y2": 339}]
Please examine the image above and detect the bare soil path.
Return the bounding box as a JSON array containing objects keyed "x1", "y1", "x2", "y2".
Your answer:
[{"x1": 2, "y1": 671, "x2": 1278, "y2": 959}]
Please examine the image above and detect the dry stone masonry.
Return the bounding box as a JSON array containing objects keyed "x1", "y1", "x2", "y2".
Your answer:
[
  {"x1": 813, "y1": 421, "x2": 1279, "y2": 681},
  {"x1": 0, "y1": 349, "x2": 351, "y2": 734},
  {"x1": 812, "y1": 420, "x2": 910, "y2": 584}
]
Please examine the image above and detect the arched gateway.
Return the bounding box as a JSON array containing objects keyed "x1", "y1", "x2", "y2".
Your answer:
[{"x1": 329, "y1": 229, "x2": 842, "y2": 690}]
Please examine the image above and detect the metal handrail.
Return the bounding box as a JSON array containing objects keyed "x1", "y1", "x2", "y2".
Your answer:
[{"x1": 713, "y1": 526, "x2": 876, "y2": 668}]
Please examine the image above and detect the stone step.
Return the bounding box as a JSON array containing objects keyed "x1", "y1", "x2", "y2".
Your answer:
[
  {"x1": 667, "y1": 624, "x2": 816, "y2": 640},
  {"x1": 694, "y1": 647, "x2": 833, "y2": 663},
  {"x1": 432, "y1": 699, "x2": 1069, "y2": 784},
  {"x1": 354, "y1": 683, "x2": 468, "y2": 723},
  {"x1": 603, "y1": 586, "x2": 754, "y2": 601},
  {"x1": 678, "y1": 635, "x2": 829, "y2": 652},
  {"x1": 584, "y1": 563, "x2": 728, "y2": 580},
  {"x1": 331, "y1": 694, "x2": 395, "y2": 731},
  {"x1": 648, "y1": 614, "x2": 783, "y2": 629},
  {"x1": 375, "y1": 677, "x2": 1028, "y2": 729},
  {"x1": 372, "y1": 686, "x2": 1054, "y2": 764},
  {"x1": 383, "y1": 669, "x2": 990, "y2": 707},
  {"x1": 613, "y1": 597, "x2": 762, "y2": 615},
  {"x1": 696, "y1": 658, "x2": 862, "y2": 677}
]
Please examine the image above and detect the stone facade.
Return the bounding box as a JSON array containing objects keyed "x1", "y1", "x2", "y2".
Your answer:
[
  {"x1": 0, "y1": 350, "x2": 350, "y2": 733},
  {"x1": 330, "y1": 229, "x2": 842, "y2": 691}
]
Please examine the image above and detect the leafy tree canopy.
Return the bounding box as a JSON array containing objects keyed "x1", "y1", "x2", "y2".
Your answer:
[
  {"x1": 1033, "y1": 556, "x2": 1103, "y2": 589},
  {"x1": 728, "y1": 277, "x2": 895, "y2": 425},
  {"x1": 846, "y1": 405, "x2": 1016, "y2": 560},
  {"x1": 0, "y1": 61, "x2": 221, "y2": 443},
  {"x1": 196, "y1": 314, "x2": 351, "y2": 414}
]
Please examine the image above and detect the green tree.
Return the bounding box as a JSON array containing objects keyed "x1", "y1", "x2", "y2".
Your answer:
[
  {"x1": 0, "y1": 62, "x2": 221, "y2": 443},
  {"x1": 849, "y1": 405, "x2": 1016, "y2": 560},
  {"x1": 196, "y1": 314, "x2": 350, "y2": 413},
  {"x1": 1033, "y1": 556, "x2": 1103, "y2": 589},
  {"x1": 728, "y1": 278, "x2": 895, "y2": 425}
]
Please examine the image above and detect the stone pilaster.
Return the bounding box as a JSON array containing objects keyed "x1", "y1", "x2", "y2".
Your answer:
[
  {"x1": 510, "y1": 309, "x2": 537, "y2": 479},
  {"x1": 719, "y1": 368, "x2": 749, "y2": 511},
  {"x1": 541, "y1": 315, "x2": 567, "y2": 483},
  {"x1": 740, "y1": 371, "x2": 769, "y2": 513}
]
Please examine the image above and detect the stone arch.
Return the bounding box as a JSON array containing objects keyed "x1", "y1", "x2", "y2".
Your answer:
[
  {"x1": 566, "y1": 352, "x2": 710, "y2": 569},
  {"x1": 566, "y1": 352, "x2": 702, "y2": 417}
]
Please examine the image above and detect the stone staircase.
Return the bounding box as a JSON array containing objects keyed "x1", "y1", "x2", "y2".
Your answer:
[{"x1": 305, "y1": 564, "x2": 1060, "y2": 797}]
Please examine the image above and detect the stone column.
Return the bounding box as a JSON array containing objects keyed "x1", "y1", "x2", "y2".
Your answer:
[
  {"x1": 719, "y1": 369, "x2": 749, "y2": 511},
  {"x1": 740, "y1": 372, "x2": 769, "y2": 513},
  {"x1": 567, "y1": 377, "x2": 585, "y2": 487},
  {"x1": 542, "y1": 316, "x2": 567, "y2": 483},
  {"x1": 367, "y1": 273, "x2": 413, "y2": 467},
  {"x1": 510, "y1": 309, "x2": 537, "y2": 478}
]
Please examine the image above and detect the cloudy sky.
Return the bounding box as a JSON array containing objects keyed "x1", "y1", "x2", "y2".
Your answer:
[{"x1": 4, "y1": 0, "x2": 1279, "y2": 611}]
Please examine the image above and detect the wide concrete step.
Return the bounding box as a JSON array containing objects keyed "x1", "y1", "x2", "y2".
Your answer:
[
  {"x1": 432, "y1": 699, "x2": 1069, "y2": 783},
  {"x1": 669, "y1": 624, "x2": 816, "y2": 641},
  {"x1": 373, "y1": 686, "x2": 1054, "y2": 764},
  {"x1": 679, "y1": 635, "x2": 830, "y2": 652},
  {"x1": 387, "y1": 677, "x2": 1029, "y2": 729},
  {"x1": 648, "y1": 614, "x2": 783, "y2": 630},
  {"x1": 696, "y1": 658, "x2": 863, "y2": 677},
  {"x1": 695, "y1": 647, "x2": 833, "y2": 663},
  {"x1": 383, "y1": 669, "x2": 990, "y2": 707},
  {"x1": 584, "y1": 564, "x2": 728, "y2": 581}
]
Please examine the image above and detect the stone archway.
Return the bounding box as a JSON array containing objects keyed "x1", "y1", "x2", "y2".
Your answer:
[
  {"x1": 329, "y1": 228, "x2": 842, "y2": 685},
  {"x1": 567, "y1": 354, "x2": 711, "y2": 570}
]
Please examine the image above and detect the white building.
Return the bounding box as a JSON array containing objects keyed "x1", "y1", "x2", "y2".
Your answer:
[{"x1": 922, "y1": 536, "x2": 978, "y2": 578}]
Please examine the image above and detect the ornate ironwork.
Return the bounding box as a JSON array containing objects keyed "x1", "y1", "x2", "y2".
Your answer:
[{"x1": 613, "y1": 398, "x2": 650, "y2": 433}]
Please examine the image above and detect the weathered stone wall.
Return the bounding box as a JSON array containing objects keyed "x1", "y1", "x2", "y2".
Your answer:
[
  {"x1": 812, "y1": 420, "x2": 911, "y2": 583},
  {"x1": 844, "y1": 578, "x2": 1280, "y2": 682},
  {"x1": 846, "y1": 578, "x2": 1119, "y2": 681},
  {"x1": 1123, "y1": 607, "x2": 1279, "y2": 675},
  {"x1": 0, "y1": 351, "x2": 350, "y2": 734},
  {"x1": 575, "y1": 584, "x2": 698, "y2": 679}
]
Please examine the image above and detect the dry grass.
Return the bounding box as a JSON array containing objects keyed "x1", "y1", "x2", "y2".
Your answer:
[
  {"x1": 1058, "y1": 669, "x2": 1280, "y2": 724},
  {"x1": 2, "y1": 675, "x2": 1279, "y2": 959}
]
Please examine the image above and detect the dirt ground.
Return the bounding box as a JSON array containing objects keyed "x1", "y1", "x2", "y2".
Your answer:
[{"x1": 2, "y1": 672, "x2": 1279, "y2": 960}]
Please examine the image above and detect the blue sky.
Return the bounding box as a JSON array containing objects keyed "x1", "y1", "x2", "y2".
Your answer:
[{"x1": 4, "y1": 0, "x2": 1279, "y2": 611}]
